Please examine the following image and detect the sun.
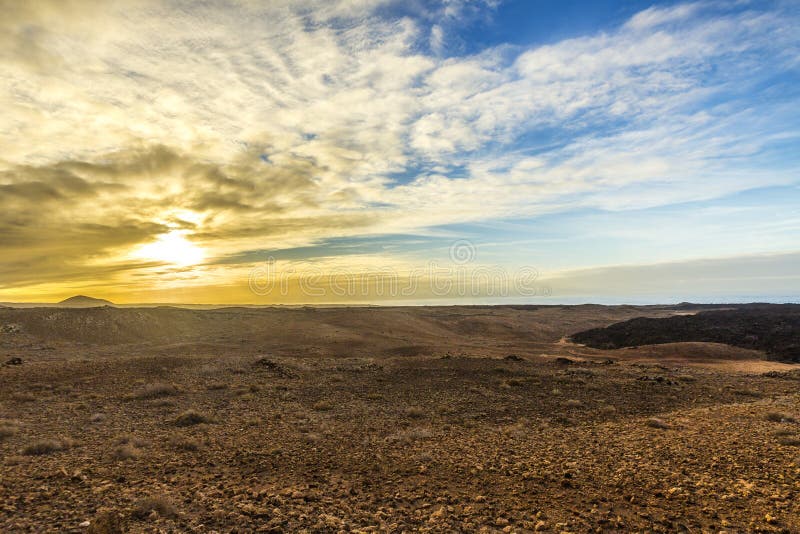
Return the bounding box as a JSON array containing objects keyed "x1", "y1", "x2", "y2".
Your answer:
[{"x1": 133, "y1": 230, "x2": 205, "y2": 267}]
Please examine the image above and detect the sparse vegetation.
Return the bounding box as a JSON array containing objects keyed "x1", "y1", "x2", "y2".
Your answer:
[
  {"x1": 312, "y1": 400, "x2": 334, "y2": 411},
  {"x1": 112, "y1": 444, "x2": 141, "y2": 460},
  {"x1": 3, "y1": 304, "x2": 800, "y2": 531},
  {"x1": 22, "y1": 437, "x2": 74, "y2": 456},
  {"x1": 11, "y1": 392, "x2": 37, "y2": 403},
  {"x1": 385, "y1": 427, "x2": 433, "y2": 444},
  {"x1": 405, "y1": 407, "x2": 425, "y2": 419},
  {"x1": 0, "y1": 421, "x2": 19, "y2": 441},
  {"x1": 174, "y1": 410, "x2": 212, "y2": 427},
  {"x1": 765, "y1": 412, "x2": 796, "y2": 423},
  {"x1": 168, "y1": 435, "x2": 201, "y2": 451},
  {"x1": 131, "y1": 495, "x2": 178, "y2": 520},
  {"x1": 114, "y1": 434, "x2": 148, "y2": 448},
  {"x1": 132, "y1": 383, "x2": 178, "y2": 400},
  {"x1": 646, "y1": 417, "x2": 670, "y2": 429}
]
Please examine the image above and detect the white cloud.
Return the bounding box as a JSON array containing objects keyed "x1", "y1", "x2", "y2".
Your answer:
[{"x1": 0, "y1": 0, "x2": 799, "y2": 297}]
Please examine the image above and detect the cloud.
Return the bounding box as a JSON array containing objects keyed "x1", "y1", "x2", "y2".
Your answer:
[{"x1": 0, "y1": 0, "x2": 798, "y2": 300}]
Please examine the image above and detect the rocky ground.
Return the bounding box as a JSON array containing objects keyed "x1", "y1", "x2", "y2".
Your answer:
[{"x1": 1, "y1": 305, "x2": 799, "y2": 532}]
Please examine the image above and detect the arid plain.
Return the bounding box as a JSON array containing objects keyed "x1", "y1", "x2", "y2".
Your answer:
[{"x1": 1, "y1": 304, "x2": 799, "y2": 533}]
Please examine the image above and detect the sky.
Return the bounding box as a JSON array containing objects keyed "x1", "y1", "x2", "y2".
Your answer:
[{"x1": 0, "y1": 0, "x2": 799, "y2": 304}]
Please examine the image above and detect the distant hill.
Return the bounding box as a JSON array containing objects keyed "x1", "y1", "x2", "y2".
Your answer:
[
  {"x1": 572, "y1": 305, "x2": 800, "y2": 362},
  {"x1": 58, "y1": 295, "x2": 114, "y2": 308}
]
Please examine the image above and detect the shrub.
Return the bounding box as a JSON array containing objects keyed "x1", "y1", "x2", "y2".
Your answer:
[
  {"x1": 765, "y1": 412, "x2": 796, "y2": 423},
  {"x1": 168, "y1": 436, "x2": 201, "y2": 451},
  {"x1": 112, "y1": 444, "x2": 140, "y2": 460},
  {"x1": 312, "y1": 400, "x2": 334, "y2": 411},
  {"x1": 0, "y1": 421, "x2": 19, "y2": 441},
  {"x1": 385, "y1": 427, "x2": 433, "y2": 444},
  {"x1": 114, "y1": 435, "x2": 148, "y2": 448},
  {"x1": 22, "y1": 437, "x2": 73, "y2": 455},
  {"x1": 405, "y1": 407, "x2": 425, "y2": 419},
  {"x1": 133, "y1": 383, "x2": 178, "y2": 400},
  {"x1": 11, "y1": 392, "x2": 37, "y2": 403},
  {"x1": 174, "y1": 410, "x2": 211, "y2": 427},
  {"x1": 645, "y1": 417, "x2": 670, "y2": 429},
  {"x1": 599, "y1": 404, "x2": 617, "y2": 415},
  {"x1": 131, "y1": 495, "x2": 177, "y2": 520},
  {"x1": 86, "y1": 510, "x2": 121, "y2": 534}
]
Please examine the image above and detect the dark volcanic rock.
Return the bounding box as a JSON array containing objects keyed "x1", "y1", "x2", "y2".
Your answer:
[{"x1": 572, "y1": 305, "x2": 800, "y2": 362}]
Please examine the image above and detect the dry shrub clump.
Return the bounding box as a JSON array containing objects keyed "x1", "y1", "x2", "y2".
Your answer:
[
  {"x1": 11, "y1": 392, "x2": 37, "y2": 403},
  {"x1": 174, "y1": 409, "x2": 212, "y2": 427},
  {"x1": 111, "y1": 435, "x2": 147, "y2": 460},
  {"x1": 22, "y1": 437, "x2": 75, "y2": 456},
  {"x1": 599, "y1": 404, "x2": 617, "y2": 415},
  {"x1": 645, "y1": 417, "x2": 670, "y2": 430},
  {"x1": 112, "y1": 444, "x2": 141, "y2": 460},
  {"x1": 133, "y1": 383, "x2": 178, "y2": 400},
  {"x1": 131, "y1": 495, "x2": 178, "y2": 520},
  {"x1": 114, "y1": 434, "x2": 148, "y2": 448},
  {"x1": 765, "y1": 412, "x2": 796, "y2": 423},
  {"x1": 312, "y1": 400, "x2": 334, "y2": 411},
  {"x1": 86, "y1": 510, "x2": 122, "y2": 534},
  {"x1": 385, "y1": 427, "x2": 433, "y2": 444},
  {"x1": 167, "y1": 435, "x2": 201, "y2": 451},
  {"x1": 405, "y1": 407, "x2": 425, "y2": 419},
  {"x1": 0, "y1": 420, "x2": 20, "y2": 441}
]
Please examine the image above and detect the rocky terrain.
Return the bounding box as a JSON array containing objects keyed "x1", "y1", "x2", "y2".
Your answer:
[
  {"x1": 572, "y1": 305, "x2": 800, "y2": 362},
  {"x1": 1, "y1": 304, "x2": 799, "y2": 532}
]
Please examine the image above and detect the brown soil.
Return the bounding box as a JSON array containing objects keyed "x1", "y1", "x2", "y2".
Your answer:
[{"x1": 1, "y1": 305, "x2": 798, "y2": 532}]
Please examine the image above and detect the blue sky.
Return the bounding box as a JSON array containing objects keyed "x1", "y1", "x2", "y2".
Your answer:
[{"x1": 0, "y1": 0, "x2": 798, "y2": 303}]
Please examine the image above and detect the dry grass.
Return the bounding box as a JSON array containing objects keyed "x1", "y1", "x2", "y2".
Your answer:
[
  {"x1": 22, "y1": 437, "x2": 75, "y2": 456},
  {"x1": 168, "y1": 435, "x2": 201, "y2": 451},
  {"x1": 0, "y1": 420, "x2": 20, "y2": 441},
  {"x1": 112, "y1": 444, "x2": 141, "y2": 460},
  {"x1": 132, "y1": 383, "x2": 178, "y2": 400},
  {"x1": 312, "y1": 400, "x2": 334, "y2": 411},
  {"x1": 599, "y1": 404, "x2": 617, "y2": 415},
  {"x1": 86, "y1": 510, "x2": 121, "y2": 534},
  {"x1": 385, "y1": 427, "x2": 433, "y2": 444},
  {"x1": 405, "y1": 407, "x2": 425, "y2": 419},
  {"x1": 765, "y1": 412, "x2": 796, "y2": 423},
  {"x1": 131, "y1": 495, "x2": 178, "y2": 520},
  {"x1": 174, "y1": 409, "x2": 212, "y2": 427},
  {"x1": 733, "y1": 388, "x2": 763, "y2": 398},
  {"x1": 114, "y1": 434, "x2": 148, "y2": 448},
  {"x1": 11, "y1": 392, "x2": 37, "y2": 403},
  {"x1": 645, "y1": 417, "x2": 670, "y2": 430}
]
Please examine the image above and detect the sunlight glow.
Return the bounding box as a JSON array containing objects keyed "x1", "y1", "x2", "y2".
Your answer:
[{"x1": 133, "y1": 231, "x2": 205, "y2": 267}]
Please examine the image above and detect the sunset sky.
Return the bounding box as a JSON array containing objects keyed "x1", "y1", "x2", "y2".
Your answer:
[{"x1": 1, "y1": 0, "x2": 799, "y2": 304}]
